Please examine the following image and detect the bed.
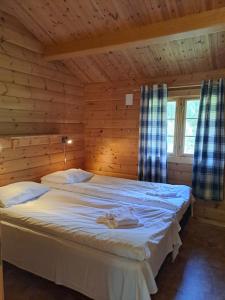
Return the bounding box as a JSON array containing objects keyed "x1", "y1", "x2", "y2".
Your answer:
[
  {"x1": 0, "y1": 186, "x2": 182, "y2": 300},
  {"x1": 42, "y1": 173, "x2": 193, "y2": 223}
]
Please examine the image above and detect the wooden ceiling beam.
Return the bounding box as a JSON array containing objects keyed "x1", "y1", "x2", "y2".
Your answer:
[
  {"x1": 44, "y1": 7, "x2": 225, "y2": 61},
  {"x1": 84, "y1": 68, "x2": 225, "y2": 90}
]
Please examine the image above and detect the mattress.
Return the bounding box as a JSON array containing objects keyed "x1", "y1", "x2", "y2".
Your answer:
[
  {"x1": 0, "y1": 189, "x2": 181, "y2": 300},
  {"x1": 42, "y1": 174, "x2": 192, "y2": 222}
]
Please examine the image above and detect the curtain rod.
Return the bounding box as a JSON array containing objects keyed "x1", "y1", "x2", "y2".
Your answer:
[
  {"x1": 133, "y1": 83, "x2": 201, "y2": 92},
  {"x1": 168, "y1": 84, "x2": 201, "y2": 90}
]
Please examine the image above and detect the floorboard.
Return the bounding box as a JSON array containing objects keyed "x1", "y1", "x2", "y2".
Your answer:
[{"x1": 3, "y1": 219, "x2": 225, "y2": 300}]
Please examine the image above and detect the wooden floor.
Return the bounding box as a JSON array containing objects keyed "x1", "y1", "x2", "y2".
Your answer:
[{"x1": 3, "y1": 219, "x2": 225, "y2": 300}]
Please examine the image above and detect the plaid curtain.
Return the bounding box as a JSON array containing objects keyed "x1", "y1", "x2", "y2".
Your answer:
[
  {"x1": 192, "y1": 79, "x2": 225, "y2": 201},
  {"x1": 138, "y1": 84, "x2": 167, "y2": 183}
]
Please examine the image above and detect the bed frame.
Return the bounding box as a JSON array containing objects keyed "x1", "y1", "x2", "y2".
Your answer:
[
  {"x1": 180, "y1": 204, "x2": 192, "y2": 229},
  {"x1": 1, "y1": 218, "x2": 180, "y2": 300}
]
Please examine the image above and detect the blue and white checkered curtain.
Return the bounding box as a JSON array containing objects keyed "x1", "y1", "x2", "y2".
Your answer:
[
  {"x1": 138, "y1": 84, "x2": 167, "y2": 183},
  {"x1": 192, "y1": 79, "x2": 225, "y2": 201}
]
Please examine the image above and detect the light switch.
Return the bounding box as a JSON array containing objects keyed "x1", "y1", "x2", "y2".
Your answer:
[{"x1": 125, "y1": 94, "x2": 133, "y2": 106}]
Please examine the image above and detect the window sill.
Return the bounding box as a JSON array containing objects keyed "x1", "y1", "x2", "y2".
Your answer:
[{"x1": 168, "y1": 155, "x2": 193, "y2": 164}]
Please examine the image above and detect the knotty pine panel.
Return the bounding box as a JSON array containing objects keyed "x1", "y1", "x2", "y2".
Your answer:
[
  {"x1": 2, "y1": 0, "x2": 225, "y2": 83},
  {"x1": 0, "y1": 9, "x2": 84, "y2": 136}
]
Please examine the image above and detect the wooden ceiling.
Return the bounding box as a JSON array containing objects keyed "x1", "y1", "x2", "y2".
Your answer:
[{"x1": 1, "y1": 0, "x2": 225, "y2": 83}]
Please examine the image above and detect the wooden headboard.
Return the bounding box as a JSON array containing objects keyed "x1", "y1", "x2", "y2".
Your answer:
[{"x1": 0, "y1": 134, "x2": 84, "y2": 186}]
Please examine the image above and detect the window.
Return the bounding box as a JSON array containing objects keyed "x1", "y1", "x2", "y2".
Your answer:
[
  {"x1": 167, "y1": 101, "x2": 176, "y2": 154},
  {"x1": 183, "y1": 100, "x2": 200, "y2": 154},
  {"x1": 167, "y1": 98, "x2": 200, "y2": 162}
]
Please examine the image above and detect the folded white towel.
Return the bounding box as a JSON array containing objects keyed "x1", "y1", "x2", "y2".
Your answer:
[{"x1": 97, "y1": 207, "x2": 141, "y2": 229}]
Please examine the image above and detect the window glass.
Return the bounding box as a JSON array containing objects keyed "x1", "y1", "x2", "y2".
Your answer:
[
  {"x1": 167, "y1": 101, "x2": 176, "y2": 153},
  {"x1": 184, "y1": 99, "x2": 200, "y2": 154}
]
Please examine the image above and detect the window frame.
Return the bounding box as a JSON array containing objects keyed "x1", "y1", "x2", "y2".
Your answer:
[{"x1": 167, "y1": 96, "x2": 200, "y2": 164}]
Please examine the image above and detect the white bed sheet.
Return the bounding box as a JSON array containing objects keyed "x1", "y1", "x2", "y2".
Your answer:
[
  {"x1": 42, "y1": 174, "x2": 192, "y2": 222},
  {"x1": 0, "y1": 189, "x2": 181, "y2": 300}
]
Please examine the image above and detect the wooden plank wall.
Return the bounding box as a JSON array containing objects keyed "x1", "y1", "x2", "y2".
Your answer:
[
  {"x1": 0, "y1": 9, "x2": 84, "y2": 135},
  {"x1": 0, "y1": 10, "x2": 84, "y2": 185},
  {"x1": 84, "y1": 78, "x2": 225, "y2": 226},
  {"x1": 0, "y1": 135, "x2": 83, "y2": 186}
]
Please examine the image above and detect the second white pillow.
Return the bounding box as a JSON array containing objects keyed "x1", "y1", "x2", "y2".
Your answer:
[
  {"x1": 41, "y1": 169, "x2": 94, "y2": 184},
  {"x1": 65, "y1": 168, "x2": 94, "y2": 183},
  {"x1": 41, "y1": 170, "x2": 75, "y2": 184}
]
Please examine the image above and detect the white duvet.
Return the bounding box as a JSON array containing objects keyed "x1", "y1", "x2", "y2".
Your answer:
[
  {"x1": 0, "y1": 189, "x2": 181, "y2": 262},
  {"x1": 42, "y1": 175, "x2": 192, "y2": 216}
]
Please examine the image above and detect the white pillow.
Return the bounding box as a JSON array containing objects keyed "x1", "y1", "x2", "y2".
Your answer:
[
  {"x1": 0, "y1": 182, "x2": 49, "y2": 208},
  {"x1": 41, "y1": 170, "x2": 76, "y2": 184},
  {"x1": 41, "y1": 169, "x2": 94, "y2": 184},
  {"x1": 65, "y1": 169, "x2": 94, "y2": 183}
]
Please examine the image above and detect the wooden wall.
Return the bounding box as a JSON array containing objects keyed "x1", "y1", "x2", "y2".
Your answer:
[
  {"x1": 84, "y1": 84, "x2": 140, "y2": 179},
  {"x1": 0, "y1": 10, "x2": 84, "y2": 185},
  {"x1": 84, "y1": 75, "x2": 225, "y2": 226},
  {"x1": 0, "y1": 134, "x2": 83, "y2": 186},
  {"x1": 0, "y1": 9, "x2": 84, "y2": 135}
]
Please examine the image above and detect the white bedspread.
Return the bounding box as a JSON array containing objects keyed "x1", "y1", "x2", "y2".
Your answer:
[
  {"x1": 0, "y1": 189, "x2": 181, "y2": 262},
  {"x1": 42, "y1": 175, "x2": 191, "y2": 217}
]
